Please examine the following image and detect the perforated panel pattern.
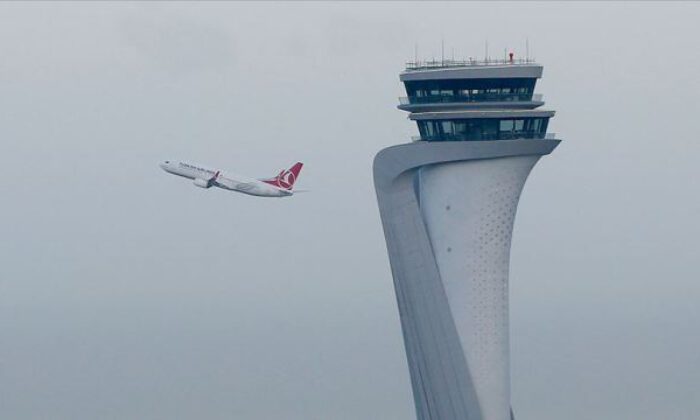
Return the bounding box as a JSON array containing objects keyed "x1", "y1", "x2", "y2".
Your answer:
[{"x1": 419, "y1": 156, "x2": 539, "y2": 420}]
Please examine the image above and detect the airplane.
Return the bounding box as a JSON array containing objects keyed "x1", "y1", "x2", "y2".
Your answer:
[{"x1": 159, "y1": 160, "x2": 304, "y2": 197}]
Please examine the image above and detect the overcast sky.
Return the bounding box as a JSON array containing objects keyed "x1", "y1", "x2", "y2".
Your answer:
[{"x1": 1, "y1": 2, "x2": 699, "y2": 419}]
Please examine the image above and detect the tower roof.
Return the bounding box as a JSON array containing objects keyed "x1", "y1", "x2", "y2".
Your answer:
[{"x1": 400, "y1": 61, "x2": 542, "y2": 82}]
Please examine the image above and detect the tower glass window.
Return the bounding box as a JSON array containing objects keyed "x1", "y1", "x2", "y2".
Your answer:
[
  {"x1": 404, "y1": 78, "x2": 537, "y2": 104},
  {"x1": 417, "y1": 117, "x2": 549, "y2": 141}
]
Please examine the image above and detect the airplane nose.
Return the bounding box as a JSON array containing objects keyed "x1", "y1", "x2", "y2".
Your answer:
[{"x1": 159, "y1": 162, "x2": 168, "y2": 171}]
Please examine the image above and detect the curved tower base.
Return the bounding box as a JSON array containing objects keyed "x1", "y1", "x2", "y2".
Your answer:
[{"x1": 373, "y1": 140, "x2": 559, "y2": 420}]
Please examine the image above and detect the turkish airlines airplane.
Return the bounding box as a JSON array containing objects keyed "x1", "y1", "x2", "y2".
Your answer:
[{"x1": 160, "y1": 160, "x2": 304, "y2": 197}]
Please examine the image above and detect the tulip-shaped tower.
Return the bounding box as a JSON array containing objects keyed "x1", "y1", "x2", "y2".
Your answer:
[{"x1": 374, "y1": 58, "x2": 560, "y2": 420}]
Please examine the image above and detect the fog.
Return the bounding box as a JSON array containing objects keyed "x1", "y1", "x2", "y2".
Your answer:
[{"x1": 1, "y1": 3, "x2": 698, "y2": 419}]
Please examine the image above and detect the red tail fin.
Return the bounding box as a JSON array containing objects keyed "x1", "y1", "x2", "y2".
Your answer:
[{"x1": 262, "y1": 162, "x2": 303, "y2": 190}]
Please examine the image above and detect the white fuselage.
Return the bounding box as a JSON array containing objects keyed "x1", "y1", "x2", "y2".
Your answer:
[{"x1": 160, "y1": 160, "x2": 293, "y2": 197}]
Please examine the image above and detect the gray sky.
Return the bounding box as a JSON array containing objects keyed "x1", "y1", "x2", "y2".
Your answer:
[{"x1": 1, "y1": 2, "x2": 699, "y2": 419}]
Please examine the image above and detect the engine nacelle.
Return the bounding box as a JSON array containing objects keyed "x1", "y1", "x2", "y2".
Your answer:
[{"x1": 193, "y1": 178, "x2": 212, "y2": 189}]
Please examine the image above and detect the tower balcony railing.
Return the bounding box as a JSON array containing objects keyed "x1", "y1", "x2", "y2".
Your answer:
[
  {"x1": 405, "y1": 57, "x2": 538, "y2": 71},
  {"x1": 411, "y1": 131, "x2": 556, "y2": 142},
  {"x1": 399, "y1": 93, "x2": 542, "y2": 106}
]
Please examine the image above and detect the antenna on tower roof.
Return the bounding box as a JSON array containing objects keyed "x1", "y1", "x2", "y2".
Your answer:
[
  {"x1": 441, "y1": 37, "x2": 445, "y2": 65},
  {"x1": 526, "y1": 38, "x2": 530, "y2": 61}
]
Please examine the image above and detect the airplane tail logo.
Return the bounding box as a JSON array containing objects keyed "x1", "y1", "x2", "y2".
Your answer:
[{"x1": 264, "y1": 162, "x2": 303, "y2": 190}]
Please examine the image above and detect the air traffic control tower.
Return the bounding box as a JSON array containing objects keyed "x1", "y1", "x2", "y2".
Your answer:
[{"x1": 373, "y1": 57, "x2": 560, "y2": 420}]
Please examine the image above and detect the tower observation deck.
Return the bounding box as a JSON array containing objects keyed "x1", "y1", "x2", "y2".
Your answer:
[{"x1": 373, "y1": 58, "x2": 560, "y2": 420}]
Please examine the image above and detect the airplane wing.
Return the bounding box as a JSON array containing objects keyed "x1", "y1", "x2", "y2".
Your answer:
[{"x1": 215, "y1": 176, "x2": 257, "y2": 192}]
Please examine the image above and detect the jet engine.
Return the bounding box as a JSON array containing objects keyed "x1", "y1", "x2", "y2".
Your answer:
[{"x1": 193, "y1": 178, "x2": 212, "y2": 188}]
